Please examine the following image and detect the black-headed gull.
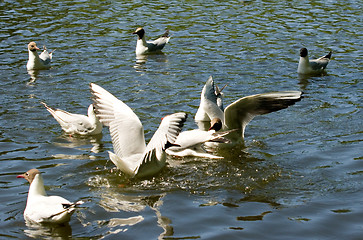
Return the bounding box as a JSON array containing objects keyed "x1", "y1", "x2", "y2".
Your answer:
[
  {"x1": 41, "y1": 102, "x2": 103, "y2": 136},
  {"x1": 297, "y1": 48, "x2": 332, "y2": 74},
  {"x1": 27, "y1": 42, "x2": 54, "y2": 70},
  {"x1": 195, "y1": 76, "x2": 303, "y2": 142},
  {"x1": 90, "y1": 83, "x2": 187, "y2": 178},
  {"x1": 133, "y1": 27, "x2": 170, "y2": 55},
  {"x1": 17, "y1": 169, "x2": 83, "y2": 224}
]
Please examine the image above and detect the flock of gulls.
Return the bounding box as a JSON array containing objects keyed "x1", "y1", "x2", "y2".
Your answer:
[{"x1": 18, "y1": 27, "x2": 332, "y2": 225}]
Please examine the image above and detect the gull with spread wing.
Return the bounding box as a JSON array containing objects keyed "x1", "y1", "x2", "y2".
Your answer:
[
  {"x1": 90, "y1": 83, "x2": 187, "y2": 178},
  {"x1": 195, "y1": 76, "x2": 303, "y2": 143}
]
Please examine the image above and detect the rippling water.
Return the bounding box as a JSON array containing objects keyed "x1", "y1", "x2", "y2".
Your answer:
[{"x1": 0, "y1": 0, "x2": 362, "y2": 239}]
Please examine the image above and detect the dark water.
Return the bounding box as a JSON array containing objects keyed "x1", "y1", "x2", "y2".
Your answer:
[{"x1": 0, "y1": 0, "x2": 362, "y2": 239}]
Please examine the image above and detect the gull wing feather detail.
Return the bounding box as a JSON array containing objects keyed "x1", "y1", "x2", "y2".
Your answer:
[
  {"x1": 90, "y1": 83, "x2": 187, "y2": 178},
  {"x1": 145, "y1": 112, "x2": 187, "y2": 154},
  {"x1": 224, "y1": 91, "x2": 303, "y2": 137},
  {"x1": 90, "y1": 83, "x2": 146, "y2": 159},
  {"x1": 41, "y1": 102, "x2": 100, "y2": 135},
  {"x1": 309, "y1": 51, "x2": 332, "y2": 71}
]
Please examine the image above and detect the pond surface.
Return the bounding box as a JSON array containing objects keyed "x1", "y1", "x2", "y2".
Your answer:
[{"x1": 0, "y1": 0, "x2": 362, "y2": 239}]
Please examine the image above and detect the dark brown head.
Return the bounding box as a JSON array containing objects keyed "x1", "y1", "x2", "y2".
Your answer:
[
  {"x1": 300, "y1": 48, "x2": 308, "y2": 57},
  {"x1": 133, "y1": 27, "x2": 145, "y2": 40},
  {"x1": 28, "y1": 42, "x2": 40, "y2": 52},
  {"x1": 17, "y1": 169, "x2": 41, "y2": 184},
  {"x1": 209, "y1": 118, "x2": 222, "y2": 131}
]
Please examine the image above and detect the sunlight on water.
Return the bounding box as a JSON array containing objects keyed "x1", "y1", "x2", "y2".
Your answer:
[{"x1": 0, "y1": 0, "x2": 361, "y2": 239}]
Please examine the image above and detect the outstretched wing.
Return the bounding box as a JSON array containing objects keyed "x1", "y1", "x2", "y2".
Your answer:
[
  {"x1": 90, "y1": 83, "x2": 146, "y2": 159},
  {"x1": 224, "y1": 91, "x2": 303, "y2": 137},
  {"x1": 131, "y1": 112, "x2": 187, "y2": 177},
  {"x1": 144, "y1": 112, "x2": 187, "y2": 154}
]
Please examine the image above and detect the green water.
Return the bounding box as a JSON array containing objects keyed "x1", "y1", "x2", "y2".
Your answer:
[{"x1": 0, "y1": 0, "x2": 362, "y2": 239}]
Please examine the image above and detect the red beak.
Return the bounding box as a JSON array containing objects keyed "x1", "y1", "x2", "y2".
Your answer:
[{"x1": 16, "y1": 175, "x2": 25, "y2": 178}]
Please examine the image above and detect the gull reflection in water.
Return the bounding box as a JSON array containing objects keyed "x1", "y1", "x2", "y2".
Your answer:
[
  {"x1": 52, "y1": 134, "x2": 104, "y2": 159},
  {"x1": 24, "y1": 220, "x2": 72, "y2": 240},
  {"x1": 298, "y1": 72, "x2": 329, "y2": 91},
  {"x1": 27, "y1": 70, "x2": 40, "y2": 85},
  {"x1": 90, "y1": 178, "x2": 173, "y2": 239},
  {"x1": 134, "y1": 53, "x2": 168, "y2": 71}
]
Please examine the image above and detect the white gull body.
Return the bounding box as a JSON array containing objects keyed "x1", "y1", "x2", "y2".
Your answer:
[
  {"x1": 297, "y1": 48, "x2": 332, "y2": 74},
  {"x1": 27, "y1": 42, "x2": 54, "y2": 70},
  {"x1": 17, "y1": 169, "x2": 83, "y2": 224},
  {"x1": 42, "y1": 102, "x2": 102, "y2": 136},
  {"x1": 165, "y1": 127, "x2": 232, "y2": 159},
  {"x1": 195, "y1": 76, "x2": 303, "y2": 142},
  {"x1": 90, "y1": 83, "x2": 187, "y2": 178},
  {"x1": 133, "y1": 27, "x2": 170, "y2": 55}
]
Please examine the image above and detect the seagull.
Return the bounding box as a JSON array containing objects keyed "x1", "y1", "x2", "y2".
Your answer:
[
  {"x1": 195, "y1": 76, "x2": 303, "y2": 142},
  {"x1": 165, "y1": 121, "x2": 233, "y2": 159},
  {"x1": 297, "y1": 48, "x2": 332, "y2": 74},
  {"x1": 27, "y1": 42, "x2": 54, "y2": 70},
  {"x1": 132, "y1": 27, "x2": 170, "y2": 55},
  {"x1": 90, "y1": 83, "x2": 187, "y2": 178},
  {"x1": 17, "y1": 169, "x2": 83, "y2": 224},
  {"x1": 41, "y1": 102, "x2": 103, "y2": 136}
]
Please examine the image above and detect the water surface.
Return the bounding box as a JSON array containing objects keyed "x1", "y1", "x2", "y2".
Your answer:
[{"x1": 0, "y1": 0, "x2": 362, "y2": 239}]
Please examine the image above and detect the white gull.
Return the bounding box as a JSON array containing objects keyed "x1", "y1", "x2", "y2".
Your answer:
[
  {"x1": 195, "y1": 76, "x2": 303, "y2": 142},
  {"x1": 17, "y1": 169, "x2": 83, "y2": 224},
  {"x1": 165, "y1": 120, "x2": 233, "y2": 159},
  {"x1": 27, "y1": 42, "x2": 54, "y2": 70},
  {"x1": 41, "y1": 102, "x2": 102, "y2": 136},
  {"x1": 297, "y1": 47, "x2": 332, "y2": 74},
  {"x1": 90, "y1": 83, "x2": 187, "y2": 178},
  {"x1": 133, "y1": 27, "x2": 170, "y2": 55}
]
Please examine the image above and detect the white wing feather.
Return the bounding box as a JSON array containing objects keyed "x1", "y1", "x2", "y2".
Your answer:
[{"x1": 90, "y1": 83, "x2": 146, "y2": 159}]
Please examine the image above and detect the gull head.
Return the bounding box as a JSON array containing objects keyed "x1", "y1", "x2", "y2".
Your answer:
[
  {"x1": 300, "y1": 48, "x2": 308, "y2": 57},
  {"x1": 133, "y1": 27, "x2": 145, "y2": 40},
  {"x1": 209, "y1": 118, "x2": 223, "y2": 131},
  {"x1": 17, "y1": 169, "x2": 41, "y2": 184},
  {"x1": 28, "y1": 42, "x2": 40, "y2": 52}
]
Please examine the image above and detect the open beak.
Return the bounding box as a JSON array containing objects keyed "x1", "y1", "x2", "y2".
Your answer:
[{"x1": 219, "y1": 84, "x2": 227, "y2": 92}]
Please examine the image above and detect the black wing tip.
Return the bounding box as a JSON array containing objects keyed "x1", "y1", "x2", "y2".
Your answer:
[
  {"x1": 181, "y1": 112, "x2": 188, "y2": 122},
  {"x1": 164, "y1": 142, "x2": 180, "y2": 150},
  {"x1": 324, "y1": 51, "x2": 332, "y2": 59},
  {"x1": 173, "y1": 112, "x2": 188, "y2": 132},
  {"x1": 259, "y1": 94, "x2": 303, "y2": 113},
  {"x1": 180, "y1": 112, "x2": 188, "y2": 128},
  {"x1": 162, "y1": 112, "x2": 188, "y2": 150},
  {"x1": 171, "y1": 112, "x2": 187, "y2": 126},
  {"x1": 62, "y1": 200, "x2": 84, "y2": 209},
  {"x1": 162, "y1": 29, "x2": 170, "y2": 38}
]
